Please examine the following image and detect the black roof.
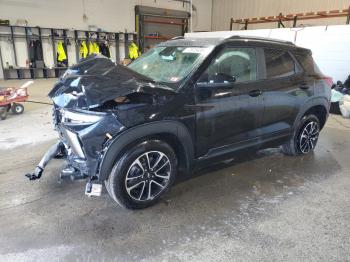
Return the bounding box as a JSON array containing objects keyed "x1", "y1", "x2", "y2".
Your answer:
[
  {"x1": 227, "y1": 35, "x2": 295, "y2": 45},
  {"x1": 159, "y1": 35, "x2": 300, "y2": 50}
]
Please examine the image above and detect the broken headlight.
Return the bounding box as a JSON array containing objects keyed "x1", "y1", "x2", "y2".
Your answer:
[{"x1": 61, "y1": 109, "x2": 105, "y2": 124}]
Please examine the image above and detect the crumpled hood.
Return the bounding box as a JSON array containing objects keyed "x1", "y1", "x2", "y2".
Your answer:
[{"x1": 48, "y1": 54, "x2": 175, "y2": 109}]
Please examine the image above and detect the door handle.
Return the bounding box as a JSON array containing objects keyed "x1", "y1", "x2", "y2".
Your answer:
[{"x1": 248, "y1": 89, "x2": 263, "y2": 97}]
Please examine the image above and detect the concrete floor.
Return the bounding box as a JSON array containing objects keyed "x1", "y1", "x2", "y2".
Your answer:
[{"x1": 1, "y1": 79, "x2": 350, "y2": 261}]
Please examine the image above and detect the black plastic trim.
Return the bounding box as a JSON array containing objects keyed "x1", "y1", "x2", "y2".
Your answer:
[{"x1": 98, "y1": 120, "x2": 194, "y2": 181}]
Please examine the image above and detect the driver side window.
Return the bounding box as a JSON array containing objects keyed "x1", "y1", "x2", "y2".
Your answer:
[{"x1": 199, "y1": 47, "x2": 257, "y2": 84}]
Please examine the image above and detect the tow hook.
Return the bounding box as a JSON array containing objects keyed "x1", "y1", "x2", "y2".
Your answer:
[{"x1": 60, "y1": 166, "x2": 88, "y2": 181}]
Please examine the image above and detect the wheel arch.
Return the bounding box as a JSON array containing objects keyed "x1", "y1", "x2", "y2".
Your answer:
[
  {"x1": 294, "y1": 98, "x2": 329, "y2": 131},
  {"x1": 302, "y1": 105, "x2": 328, "y2": 129},
  {"x1": 98, "y1": 120, "x2": 194, "y2": 181}
]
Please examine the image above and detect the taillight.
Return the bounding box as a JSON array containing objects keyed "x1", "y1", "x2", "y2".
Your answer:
[{"x1": 323, "y1": 76, "x2": 333, "y2": 88}]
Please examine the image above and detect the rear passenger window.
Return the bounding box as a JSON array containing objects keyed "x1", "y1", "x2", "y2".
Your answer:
[
  {"x1": 264, "y1": 49, "x2": 298, "y2": 79},
  {"x1": 294, "y1": 52, "x2": 321, "y2": 76}
]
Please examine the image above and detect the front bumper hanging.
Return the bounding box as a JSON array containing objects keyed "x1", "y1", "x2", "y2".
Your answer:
[{"x1": 25, "y1": 141, "x2": 64, "y2": 180}]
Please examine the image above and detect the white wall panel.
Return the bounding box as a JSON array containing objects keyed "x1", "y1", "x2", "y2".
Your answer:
[
  {"x1": 187, "y1": 25, "x2": 350, "y2": 82},
  {"x1": 212, "y1": 0, "x2": 350, "y2": 31},
  {"x1": 0, "y1": 0, "x2": 212, "y2": 32}
]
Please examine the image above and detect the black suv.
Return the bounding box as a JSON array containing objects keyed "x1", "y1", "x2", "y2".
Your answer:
[{"x1": 26, "y1": 36, "x2": 331, "y2": 209}]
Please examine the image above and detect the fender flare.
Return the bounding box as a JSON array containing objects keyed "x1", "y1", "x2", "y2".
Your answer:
[
  {"x1": 97, "y1": 120, "x2": 194, "y2": 181},
  {"x1": 293, "y1": 97, "x2": 329, "y2": 130}
]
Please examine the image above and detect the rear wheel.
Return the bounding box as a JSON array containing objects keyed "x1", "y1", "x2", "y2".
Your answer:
[
  {"x1": 11, "y1": 103, "x2": 24, "y2": 114},
  {"x1": 106, "y1": 139, "x2": 177, "y2": 209},
  {"x1": 282, "y1": 114, "x2": 320, "y2": 156}
]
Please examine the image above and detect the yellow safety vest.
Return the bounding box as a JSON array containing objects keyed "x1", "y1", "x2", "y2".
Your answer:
[
  {"x1": 88, "y1": 41, "x2": 94, "y2": 55},
  {"x1": 128, "y1": 42, "x2": 140, "y2": 60},
  {"x1": 80, "y1": 41, "x2": 88, "y2": 58},
  {"x1": 93, "y1": 42, "x2": 100, "y2": 54},
  {"x1": 88, "y1": 41, "x2": 100, "y2": 55},
  {"x1": 57, "y1": 41, "x2": 67, "y2": 62}
]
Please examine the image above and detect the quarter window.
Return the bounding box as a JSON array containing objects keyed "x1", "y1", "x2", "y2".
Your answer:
[
  {"x1": 198, "y1": 47, "x2": 257, "y2": 84},
  {"x1": 264, "y1": 49, "x2": 297, "y2": 79}
]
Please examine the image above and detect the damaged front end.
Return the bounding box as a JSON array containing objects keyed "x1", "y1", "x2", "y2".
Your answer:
[
  {"x1": 26, "y1": 54, "x2": 175, "y2": 195},
  {"x1": 52, "y1": 108, "x2": 124, "y2": 180}
]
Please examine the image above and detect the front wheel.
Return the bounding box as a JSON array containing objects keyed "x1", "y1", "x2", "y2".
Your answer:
[
  {"x1": 106, "y1": 140, "x2": 177, "y2": 209},
  {"x1": 11, "y1": 103, "x2": 24, "y2": 114},
  {"x1": 282, "y1": 114, "x2": 320, "y2": 156}
]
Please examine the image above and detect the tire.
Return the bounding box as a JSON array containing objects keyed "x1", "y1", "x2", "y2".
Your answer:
[
  {"x1": 104, "y1": 179, "x2": 112, "y2": 197},
  {"x1": 107, "y1": 139, "x2": 177, "y2": 209},
  {"x1": 11, "y1": 103, "x2": 24, "y2": 114},
  {"x1": 0, "y1": 107, "x2": 7, "y2": 120},
  {"x1": 282, "y1": 114, "x2": 320, "y2": 156}
]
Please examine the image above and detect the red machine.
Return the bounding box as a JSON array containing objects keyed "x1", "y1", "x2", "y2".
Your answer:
[{"x1": 0, "y1": 82, "x2": 31, "y2": 120}]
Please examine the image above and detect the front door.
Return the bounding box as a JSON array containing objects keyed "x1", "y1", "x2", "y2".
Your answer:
[{"x1": 195, "y1": 46, "x2": 264, "y2": 157}]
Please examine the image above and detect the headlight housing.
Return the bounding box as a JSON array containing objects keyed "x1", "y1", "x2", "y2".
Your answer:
[{"x1": 61, "y1": 109, "x2": 105, "y2": 124}]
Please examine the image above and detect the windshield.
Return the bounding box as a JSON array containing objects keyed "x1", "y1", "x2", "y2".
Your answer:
[{"x1": 128, "y1": 46, "x2": 212, "y2": 84}]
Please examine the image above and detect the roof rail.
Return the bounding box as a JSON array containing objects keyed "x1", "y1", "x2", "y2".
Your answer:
[{"x1": 227, "y1": 35, "x2": 295, "y2": 45}]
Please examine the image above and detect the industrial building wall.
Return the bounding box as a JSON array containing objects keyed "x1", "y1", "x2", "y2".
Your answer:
[
  {"x1": 0, "y1": 0, "x2": 212, "y2": 32},
  {"x1": 0, "y1": 0, "x2": 212, "y2": 79},
  {"x1": 212, "y1": 0, "x2": 350, "y2": 31}
]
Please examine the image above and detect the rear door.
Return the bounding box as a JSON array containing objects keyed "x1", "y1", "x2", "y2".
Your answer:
[{"x1": 259, "y1": 48, "x2": 313, "y2": 138}]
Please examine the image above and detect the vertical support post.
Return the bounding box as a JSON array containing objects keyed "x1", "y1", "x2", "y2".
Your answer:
[
  {"x1": 115, "y1": 33, "x2": 120, "y2": 63},
  {"x1": 277, "y1": 13, "x2": 285, "y2": 28},
  {"x1": 124, "y1": 33, "x2": 129, "y2": 60},
  {"x1": 51, "y1": 28, "x2": 59, "y2": 77},
  {"x1": 346, "y1": 5, "x2": 350, "y2": 24},
  {"x1": 38, "y1": 27, "x2": 44, "y2": 60},
  {"x1": 10, "y1": 26, "x2": 20, "y2": 79},
  {"x1": 293, "y1": 16, "x2": 298, "y2": 27},
  {"x1": 181, "y1": 16, "x2": 188, "y2": 36},
  {"x1": 51, "y1": 29, "x2": 56, "y2": 67},
  {"x1": 135, "y1": 13, "x2": 139, "y2": 46},
  {"x1": 244, "y1": 20, "x2": 248, "y2": 30},
  {"x1": 74, "y1": 30, "x2": 79, "y2": 63},
  {"x1": 190, "y1": 0, "x2": 193, "y2": 32},
  {"x1": 230, "y1": 18, "x2": 233, "y2": 31},
  {"x1": 38, "y1": 27, "x2": 46, "y2": 78},
  {"x1": 10, "y1": 26, "x2": 18, "y2": 67},
  {"x1": 86, "y1": 31, "x2": 90, "y2": 55},
  {"x1": 184, "y1": 17, "x2": 189, "y2": 33},
  {"x1": 139, "y1": 14, "x2": 144, "y2": 53},
  {"x1": 25, "y1": 27, "x2": 34, "y2": 79},
  {"x1": 0, "y1": 42, "x2": 6, "y2": 79},
  {"x1": 63, "y1": 29, "x2": 68, "y2": 67}
]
